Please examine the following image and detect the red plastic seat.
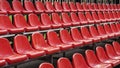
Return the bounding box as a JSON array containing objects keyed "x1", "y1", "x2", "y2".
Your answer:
[
  {"x1": 78, "y1": 12, "x2": 88, "y2": 24},
  {"x1": 62, "y1": 12, "x2": 79, "y2": 26},
  {"x1": 72, "y1": 53, "x2": 91, "y2": 68},
  {"x1": 89, "y1": 25, "x2": 107, "y2": 40},
  {"x1": 81, "y1": 27, "x2": 101, "y2": 43},
  {"x1": 112, "y1": 11, "x2": 119, "y2": 21},
  {"x1": 57, "y1": 58, "x2": 73, "y2": 68},
  {"x1": 71, "y1": 28, "x2": 92, "y2": 45},
  {"x1": 113, "y1": 41, "x2": 120, "y2": 55},
  {"x1": 32, "y1": 32, "x2": 60, "y2": 54},
  {"x1": 1, "y1": 0, "x2": 20, "y2": 14},
  {"x1": 82, "y1": 2, "x2": 89, "y2": 11},
  {"x1": 62, "y1": 2, "x2": 71, "y2": 12},
  {"x1": 14, "y1": 35, "x2": 45, "y2": 59},
  {"x1": 45, "y1": 1, "x2": 55, "y2": 12},
  {"x1": 39, "y1": 63, "x2": 54, "y2": 68},
  {"x1": 60, "y1": 29, "x2": 84, "y2": 48},
  {"x1": 70, "y1": 12, "x2": 80, "y2": 25},
  {"x1": 54, "y1": 2, "x2": 63, "y2": 12},
  {"x1": 103, "y1": 24, "x2": 116, "y2": 38},
  {"x1": 0, "y1": 38, "x2": 28, "y2": 64},
  {"x1": 41, "y1": 13, "x2": 61, "y2": 28},
  {"x1": 24, "y1": 1, "x2": 42, "y2": 13},
  {"x1": 47, "y1": 31, "x2": 73, "y2": 50},
  {"x1": 98, "y1": 3, "x2": 104, "y2": 11},
  {"x1": 108, "y1": 12, "x2": 116, "y2": 22},
  {"x1": 12, "y1": 0, "x2": 32, "y2": 14},
  {"x1": 52, "y1": 13, "x2": 71, "y2": 27},
  {"x1": 69, "y1": 2, "x2": 77, "y2": 12},
  {"x1": 35, "y1": 1, "x2": 46, "y2": 12},
  {"x1": 110, "y1": 23, "x2": 120, "y2": 36},
  {"x1": 0, "y1": 60, "x2": 6, "y2": 67},
  {"x1": 76, "y1": 2, "x2": 84, "y2": 12},
  {"x1": 93, "y1": 3, "x2": 99, "y2": 11},
  {"x1": 85, "y1": 50, "x2": 112, "y2": 68},
  {"x1": 105, "y1": 44, "x2": 120, "y2": 60},
  {"x1": 107, "y1": 4, "x2": 112, "y2": 11},
  {"x1": 96, "y1": 46, "x2": 120, "y2": 67},
  {"x1": 97, "y1": 12, "x2": 106, "y2": 23},
  {"x1": 102, "y1": 4, "x2": 108, "y2": 11},
  {"x1": 88, "y1": 3, "x2": 95, "y2": 11},
  {"x1": 92, "y1": 12, "x2": 101, "y2": 23},
  {"x1": 28, "y1": 13, "x2": 51, "y2": 30},
  {"x1": 103, "y1": 12, "x2": 111, "y2": 22},
  {"x1": 85, "y1": 12, "x2": 95, "y2": 24},
  {"x1": 0, "y1": 15, "x2": 24, "y2": 33},
  {"x1": 14, "y1": 14, "x2": 38, "y2": 32}
]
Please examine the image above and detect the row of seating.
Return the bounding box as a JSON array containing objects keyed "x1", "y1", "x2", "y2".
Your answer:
[
  {"x1": 0, "y1": 22, "x2": 120, "y2": 67},
  {"x1": 1, "y1": 0, "x2": 120, "y2": 14},
  {"x1": 39, "y1": 41, "x2": 120, "y2": 68},
  {"x1": 0, "y1": 11, "x2": 120, "y2": 35}
]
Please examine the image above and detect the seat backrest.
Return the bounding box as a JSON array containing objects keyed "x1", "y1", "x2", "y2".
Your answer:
[
  {"x1": 71, "y1": 28, "x2": 83, "y2": 41},
  {"x1": 110, "y1": 23, "x2": 118, "y2": 32},
  {"x1": 47, "y1": 31, "x2": 62, "y2": 46},
  {"x1": 82, "y1": 2, "x2": 89, "y2": 10},
  {"x1": 0, "y1": 15, "x2": 15, "y2": 29},
  {"x1": 39, "y1": 63, "x2": 54, "y2": 68},
  {"x1": 88, "y1": 3, "x2": 94, "y2": 10},
  {"x1": 105, "y1": 44, "x2": 117, "y2": 57},
  {"x1": 103, "y1": 24, "x2": 113, "y2": 33},
  {"x1": 113, "y1": 41, "x2": 120, "y2": 54},
  {"x1": 54, "y1": 2, "x2": 63, "y2": 11},
  {"x1": 45, "y1": 1, "x2": 55, "y2": 10},
  {"x1": 35, "y1": 1, "x2": 46, "y2": 11},
  {"x1": 89, "y1": 25, "x2": 99, "y2": 36},
  {"x1": 41, "y1": 13, "x2": 53, "y2": 25},
  {"x1": 98, "y1": 3, "x2": 104, "y2": 10},
  {"x1": 102, "y1": 4, "x2": 108, "y2": 10},
  {"x1": 115, "y1": 23, "x2": 120, "y2": 30},
  {"x1": 97, "y1": 12, "x2": 105, "y2": 21},
  {"x1": 14, "y1": 35, "x2": 33, "y2": 53},
  {"x1": 78, "y1": 12, "x2": 88, "y2": 24},
  {"x1": 112, "y1": 11, "x2": 119, "y2": 19},
  {"x1": 60, "y1": 29, "x2": 73, "y2": 43},
  {"x1": 85, "y1": 50, "x2": 100, "y2": 66},
  {"x1": 108, "y1": 11, "x2": 114, "y2": 19},
  {"x1": 62, "y1": 13, "x2": 72, "y2": 24},
  {"x1": 97, "y1": 25, "x2": 106, "y2": 35},
  {"x1": 1, "y1": 0, "x2": 12, "y2": 11},
  {"x1": 80, "y1": 27, "x2": 92, "y2": 39},
  {"x1": 14, "y1": 14, "x2": 29, "y2": 27},
  {"x1": 52, "y1": 13, "x2": 64, "y2": 24},
  {"x1": 12, "y1": 0, "x2": 24, "y2": 11},
  {"x1": 28, "y1": 13, "x2": 42, "y2": 26},
  {"x1": 85, "y1": 12, "x2": 94, "y2": 23},
  {"x1": 0, "y1": 38, "x2": 14, "y2": 57},
  {"x1": 24, "y1": 1, "x2": 36, "y2": 11},
  {"x1": 70, "y1": 12, "x2": 80, "y2": 23},
  {"x1": 93, "y1": 3, "x2": 99, "y2": 10},
  {"x1": 69, "y1": 2, "x2": 77, "y2": 11},
  {"x1": 72, "y1": 53, "x2": 90, "y2": 68},
  {"x1": 32, "y1": 33, "x2": 49, "y2": 49},
  {"x1": 57, "y1": 57, "x2": 73, "y2": 68},
  {"x1": 62, "y1": 2, "x2": 70, "y2": 11},
  {"x1": 103, "y1": 12, "x2": 110, "y2": 21},
  {"x1": 92, "y1": 12, "x2": 100, "y2": 22},
  {"x1": 96, "y1": 46, "x2": 109, "y2": 62},
  {"x1": 76, "y1": 2, "x2": 83, "y2": 11}
]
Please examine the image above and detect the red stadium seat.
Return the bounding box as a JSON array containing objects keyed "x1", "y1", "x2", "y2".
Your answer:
[
  {"x1": 92, "y1": 12, "x2": 101, "y2": 23},
  {"x1": 70, "y1": 12, "x2": 80, "y2": 25},
  {"x1": 76, "y1": 2, "x2": 84, "y2": 12},
  {"x1": 103, "y1": 12, "x2": 111, "y2": 22},
  {"x1": 57, "y1": 58, "x2": 73, "y2": 68},
  {"x1": 60, "y1": 29, "x2": 84, "y2": 48},
  {"x1": 93, "y1": 3, "x2": 99, "y2": 11},
  {"x1": 0, "y1": 38, "x2": 28, "y2": 64},
  {"x1": 14, "y1": 14, "x2": 39, "y2": 32},
  {"x1": 71, "y1": 28, "x2": 92, "y2": 45},
  {"x1": 14, "y1": 35, "x2": 45, "y2": 59},
  {"x1": 102, "y1": 4, "x2": 108, "y2": 11},
  {"x1": 0, "y1": 60, "x2": 6, "y2": 67},
  {"x1": 12, "y1": 0, "x2": 32, "y2": 14},
  {"x1": 108, "y1": 12, "x2": 116, "y2": 22},
  {"x1": 81, "y1": 27, "x2": 101, "y2": 43},
  {"x1": 112, "y1": 12, "x2": 120, "y2": 21},
  {"x1": 72, "y1": 53, "x2": 91, "y2": 68},
  {"x1": 62, "y1": 2, "x2": 71, "y2": 12},
  {"x1": 39, "y1": 63, "x2": 54, "y2": 68},
  {"x1": 52, "y1": 13, "x2": 71, "y2": 27},
  {"x1": 113, "y1": 41, "x2": 120, "y2": 55},
  {"x1": 28, "y1": 13, "x2": 51, "y2": 30},
  {"x1": 96, "y1": 46, "x2": 120, "y2": 67},
  {"x1": 32, "y1": 33, "x2": 60, "y2": 54},
  {"x1": 85, "y1": 50, "x2": 112, "y2": 68},
  {"x1": 78, "y1": 12, "x2": 88, "y2": 24},
  {"x1": 98, "y1": 3, "x2": 104, "y2": 11},
  {"x1": 1, "y1": 0, "x2": 20, "y2": 14},
  {"x1": 88, "y1": 3, "x2": 95, "y2": 11},
  {"x1": 69, "y1": 2, "x2": 77, "y2": 12},
  {"x1": 0, "y1": 15, "x2": 24, "y2": 33},
  {"x1": 97, "y1": 12, "x2": 106, "y2": 23},
  {"x1": 85, "y1": 12, "x2": 95, "y2": 24},
  {"x1": 54, "y1": 2, "x2": 63, "y2": 12},
  {"x1": 45, "y1": 1, "x2": 55, "y2": 12},
  {"x1": 105, "y1": 44, "x2": 120, "y2": 60},
  {"x1": 41, "y1": 13, "x2": 61, "y2": 28},
  {"x1": 110, "y1": 23, "x2": 120, "y2": 36},
  {"x1": 82, "y1": 2, "x2": 89, "y2": 11},
  {"x1": 47, "y1": 31, "x2": 73, "y2": 50},
  {"x1": 35, "y1": 1, "x2": 46, "y2": 12}
]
